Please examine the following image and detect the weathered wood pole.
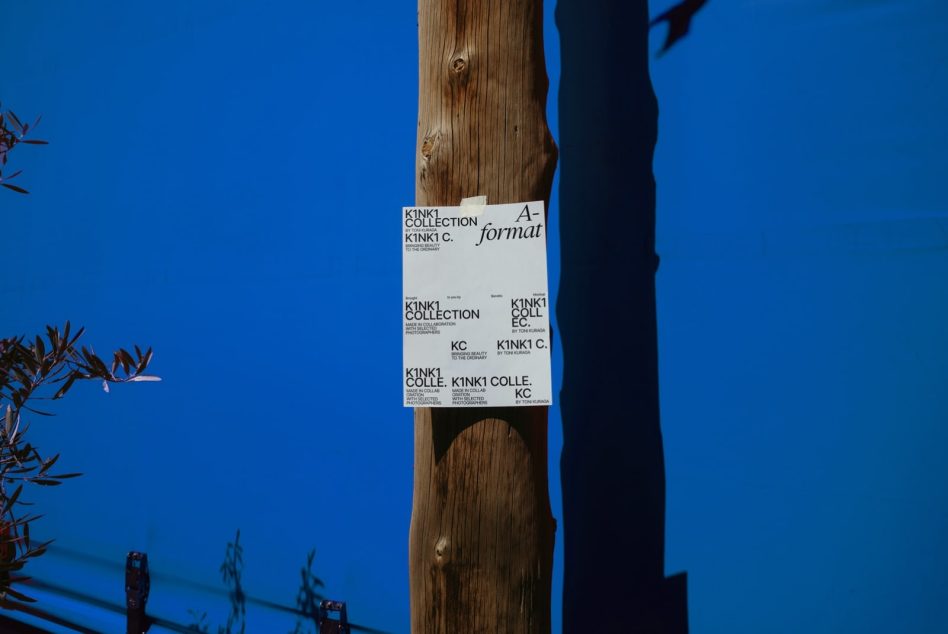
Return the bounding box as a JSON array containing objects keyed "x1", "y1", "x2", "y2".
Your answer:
[{"x1": 409, "y1": 1, "x2": 557, "y2": 632}]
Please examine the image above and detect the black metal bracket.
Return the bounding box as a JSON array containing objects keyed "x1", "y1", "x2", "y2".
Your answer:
[
  {"x1": 318, "y1": 599, "x2": 350, "y2": 634},
  {"x1": 125, "y1": 551, "x2": 150, "y2": 634}
]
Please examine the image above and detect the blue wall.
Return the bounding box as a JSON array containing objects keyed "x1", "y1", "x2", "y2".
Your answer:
[
  {"x1": 652, "y1": 2, "x2": 948, "y2": 632},
  {"x1": 2, "y1": 1, "x2": 946, "y2": 632}
]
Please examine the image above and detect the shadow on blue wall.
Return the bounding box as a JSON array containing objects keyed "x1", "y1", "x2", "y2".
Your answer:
[{"x1": 557, "y1": 1, "x2": 687, "y2": 631}]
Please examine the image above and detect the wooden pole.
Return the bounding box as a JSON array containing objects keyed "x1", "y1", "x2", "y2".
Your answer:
[{"x1": 409, "y1": 1, "x2": 557, "y2": 632}]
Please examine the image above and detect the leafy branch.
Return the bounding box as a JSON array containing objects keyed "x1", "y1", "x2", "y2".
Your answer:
[
  {"x1": 0, "y1": 105, "x2": 47, "y2": 195},
  {"x1": 0, "y1": 322, "x2": 158, "y2": 602},
  {"x1": 218, "y1": 530, "x2": 246, "y2": 634},
  {"x1": 292, "y1": 549, "x2": 325, "y2": 634}
]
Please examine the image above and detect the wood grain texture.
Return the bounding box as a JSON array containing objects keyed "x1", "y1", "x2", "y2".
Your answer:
[{"x1": 410, "y1": 1, "x2": 557, "y2": 632}]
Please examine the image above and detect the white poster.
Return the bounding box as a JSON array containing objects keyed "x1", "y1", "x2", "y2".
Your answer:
[{"x1": 403, "y1": 200, "x2": 552, "y2": 408}]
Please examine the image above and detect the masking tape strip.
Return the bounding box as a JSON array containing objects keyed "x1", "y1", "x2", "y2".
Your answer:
[{"x1": 460, "y1": 195, "x2": 487, "y2": 217}]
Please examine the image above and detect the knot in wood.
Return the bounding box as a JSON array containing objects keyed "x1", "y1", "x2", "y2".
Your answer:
[
  {"x1": 421, "y1": 136, "x2": 436, "y2": 160},
  {"x1": 450, "y1": 55, "x2": 467, "y2": 74},
  {"x1": 434, "y1": 536, "x2": 450, "y2": 562}
]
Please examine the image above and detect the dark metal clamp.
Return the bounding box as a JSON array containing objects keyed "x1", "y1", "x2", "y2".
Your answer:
[
  {"x1": 318, "y1": 599, "x2": 350, "y2": 634},
  {"x1": 125, "y1": 551, "x2": 150, "y2": 633}
]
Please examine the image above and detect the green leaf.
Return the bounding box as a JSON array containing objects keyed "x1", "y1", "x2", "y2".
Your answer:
[
  {"x1": 91, "y1": 355, "x2": 109, "y2": 376},
  {"x1": 40, "y1": 454, "x2": 59, "y2": 472},
  {"x1": 119, "y1": 349, "x2": 134, "y2": 375},
  {"x1": 2, "y1": 485, "x2": 23, "y2": 515},
  {"x1": 7, "y1": 577, "x2": 32, "y2": 585},
  {"x1": 31, "y1": 479, "x2": 63, "y2": 486},
  {"x1": 53, "y1": 374, "x2": 77, "y2": 399},
  {"x1": 45, "y1": 325, "x2": 59, "y2": 350},
  {"x1": 6, "y1": 110, "x2": 23, "y2": 132},
  {"x1": 4, "y1": 585, "x2": 38, "y2": 603},
  {"x1": 1, "y1": 183, "x2": 29, "y2": 194},
  {"x1": 22, "y1": 406, "x2": 53, "y2": 417}
]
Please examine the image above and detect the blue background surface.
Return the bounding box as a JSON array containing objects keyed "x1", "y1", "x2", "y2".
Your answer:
[{"x1": 2, "y1": 1, "x2": 947, "y2": 632}]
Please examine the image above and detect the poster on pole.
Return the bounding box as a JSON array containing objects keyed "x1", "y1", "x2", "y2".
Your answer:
[{"x1": 402, "y1": 200, "x2": 552, "y2": 408}]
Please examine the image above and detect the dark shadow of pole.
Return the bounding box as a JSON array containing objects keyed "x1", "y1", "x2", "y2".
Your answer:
[{"x1": 556, "y1": 1, "x2": 688, "y2": 631}]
